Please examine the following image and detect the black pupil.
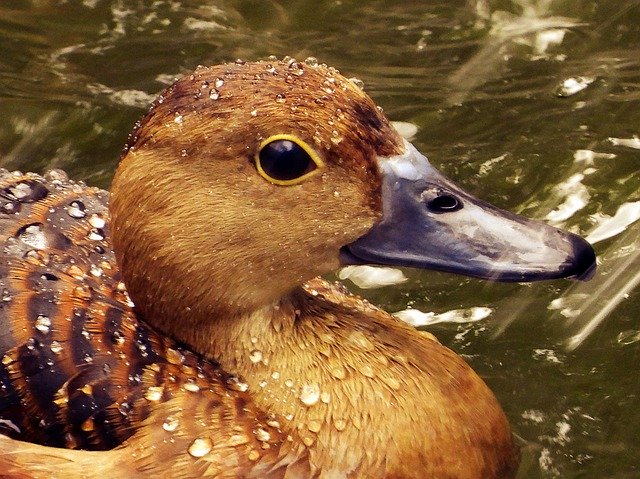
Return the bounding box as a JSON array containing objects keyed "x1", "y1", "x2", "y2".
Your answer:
[
  {"x1": 427, "y1": 194, "x2": 462, "y2": 213},
  {"x1": 259, "y1": 140, "x2": 313, "y2": 181}
]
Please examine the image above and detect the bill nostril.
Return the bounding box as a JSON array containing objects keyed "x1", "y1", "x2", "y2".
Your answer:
[{"x1": 426, "y1": 194, "x2": 463, "y2": 213}]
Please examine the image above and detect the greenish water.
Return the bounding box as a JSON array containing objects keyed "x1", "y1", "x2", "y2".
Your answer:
[{"x1": 0, "y1": 1, "x2": 638, "y2": 477}]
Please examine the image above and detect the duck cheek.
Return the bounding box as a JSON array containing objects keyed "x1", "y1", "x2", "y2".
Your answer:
[{"x1": 340, "y1": 140, "x2": 596, "y2": 282}]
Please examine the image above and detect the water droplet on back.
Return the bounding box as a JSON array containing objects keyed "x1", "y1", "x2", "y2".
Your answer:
[
  {"x1": 162, "y1": 416, "x2": 179, "y2": 432},
  {"x1": 17, "y1": 223, "x2": 47, "y2": 250},
  {"x1": 35, "y1": 315, "x2": 51, "y2": 334},
  {"x1": 67, "y1": 201, "x2": 86, "y2": 218}
]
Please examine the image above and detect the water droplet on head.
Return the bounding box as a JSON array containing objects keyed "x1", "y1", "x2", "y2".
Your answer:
[
  {"x1": 174, "y1": 114, "x2": 184, "y2": 124},
  {"x1": 188, "y1": 437, "x2": 213, "y2": 457},
  {"x1": 45, "y1": 169, "x2": 69, "y2": 182},
  {"x1": 209, "y1": 89, "x2": 220, "y2": 100},
  {"x1": 304, "y1": 56, "x2": 318, "y2": 67},
  {"x1": 348, "y1": 77, "x2": 365, "y2": 90},
  {"x1": 299, "y1": 383, "x2": 320, "y2": 406},
  {"x1": 214, "y1": 77, "x2": 224, "y2": 88},
  {"x1": 288, "y1": 61, "x2": 304, "y2": 76}
]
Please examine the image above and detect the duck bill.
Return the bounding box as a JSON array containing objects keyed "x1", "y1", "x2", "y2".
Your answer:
[{"x1": 341, "y1": 140, "x2": 596, "y2": 282}]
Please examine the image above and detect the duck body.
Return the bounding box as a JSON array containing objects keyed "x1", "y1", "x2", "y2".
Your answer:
[{"x1": 0, "y1": 59, "x2": 595, "y2": 478}]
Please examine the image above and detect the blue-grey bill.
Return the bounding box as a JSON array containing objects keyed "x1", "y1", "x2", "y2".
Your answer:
[{"x1": 341, "y1": 141, "x2": 596, "y2": 282}]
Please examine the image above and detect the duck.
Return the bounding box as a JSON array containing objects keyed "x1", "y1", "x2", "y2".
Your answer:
[{"x1": 0, "y1": 57, "x2": 596, "y2": 479}]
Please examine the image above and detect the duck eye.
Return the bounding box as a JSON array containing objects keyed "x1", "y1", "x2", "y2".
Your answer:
[{"x1": 256, "y1": 135, "x2": 324, "y2": 185}]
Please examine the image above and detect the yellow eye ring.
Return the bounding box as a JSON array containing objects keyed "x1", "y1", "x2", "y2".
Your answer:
[{"x1": 255, "y1": 134, "x2": 324, "y2": 185}]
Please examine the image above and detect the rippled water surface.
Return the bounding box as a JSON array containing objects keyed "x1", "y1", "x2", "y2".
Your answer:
[{"x1": 1, "y1": 1, "x2": 639, "y2": 477}]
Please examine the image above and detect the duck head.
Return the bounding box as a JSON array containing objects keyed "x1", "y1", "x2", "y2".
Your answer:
[{"x1": 111, "y1": 59, "x2": 595, "y2": 340}]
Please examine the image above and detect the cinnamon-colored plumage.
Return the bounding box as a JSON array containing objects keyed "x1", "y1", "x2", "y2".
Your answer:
[{"x1": 0, "y1": 58, "x2": 593, "y2": 478}]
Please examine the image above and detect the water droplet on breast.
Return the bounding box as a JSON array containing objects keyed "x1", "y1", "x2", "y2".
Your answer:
[
  {"x1": 275, "y1": 93, "x2": 286, "y2": 103},
  {"x1": 162, "y1": 416, "x2": 179, "y2": 432},
  {"x1": 307, "y1": 420, "x2": 321, "y2": 433},
  {"x1": 333, "y1": 418, "x2": 347, "y2": 431},
  {"x1": 248, "y1": 450, "x2": 260, "y2": 461},
  {"x1": 358, "y1": 364, "x2": 375, "y2": 378},
  {"x1": 299, "y1": 384, "x2": 320, "y2": 406},
  {"x1": 184, "y1": 379, "x2": 200, "y2": 393},
  {"x1": 145, "y1": 386, "x2": 164, "y2": 401},
  {"x1": 209, "y1": 89, "x2": 220, "y2": 100},
  {"x1": 249, "y1": 349, "x2": 263, "y2": 364},
  {"x1": 226, "y1": 375, "x2": 249, "y2": 392},
  {"x1": 228, "y1": 433, "x2": 249, "y2": 446},
  {"x1": 382, "y1": 376, "x2": 401, "y2": 391},
  {"x1": 330, "y1": 367, "x2": 346, "y2": 380},
  {"x1": 214, "y1": 77, "x2": 224, "y2": 88},
  {"x1": 174, "y1": 114, "x2": 183, "y2": 124},
  {"x1": 188, "y1": 437, "x2": 213, "y2": 457},
  {"x1": 254, "y1": 427, "x2": 270, "y2": 442}
]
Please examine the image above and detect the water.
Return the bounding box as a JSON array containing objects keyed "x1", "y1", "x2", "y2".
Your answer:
[{"x1": 1, "y1": 1, "x2": 638, "y2": 477}]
